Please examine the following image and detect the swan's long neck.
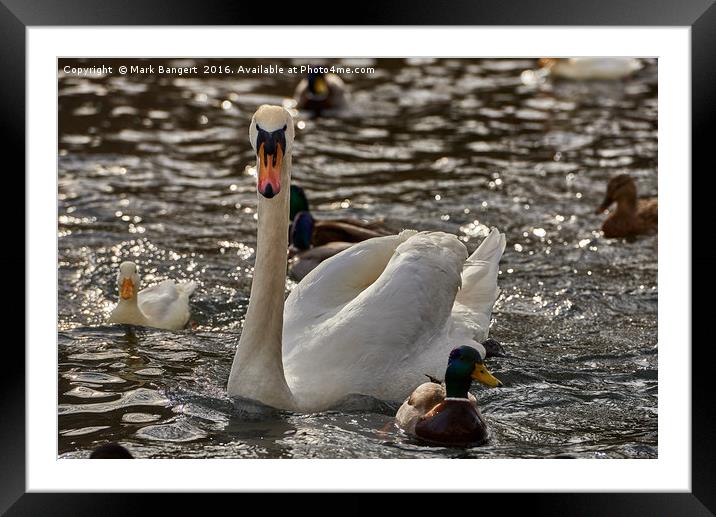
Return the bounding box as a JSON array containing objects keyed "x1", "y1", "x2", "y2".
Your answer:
[{"x1": 227, "y1": 155, "x2": 295, "y2": 410}]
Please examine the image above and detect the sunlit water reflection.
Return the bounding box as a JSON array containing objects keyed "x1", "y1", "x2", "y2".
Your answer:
[{"x1": 58, "y1": 58, "x2": 657, "y2": 458}]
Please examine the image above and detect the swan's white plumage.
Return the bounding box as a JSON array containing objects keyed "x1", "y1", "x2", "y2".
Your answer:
[
  {"x1": 452, "y1": 229, "x2": 506, "y2": 344},
  {"x1": 281, "y1": 228, "x2": 505, "y2": 409}
]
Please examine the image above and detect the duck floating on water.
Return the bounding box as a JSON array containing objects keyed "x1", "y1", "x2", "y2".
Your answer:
[
  {"x1": 288, "y1": 186, "x2": 391, "y2": 280},
  {"x1": 396, "y1": 345, "x2": 502, "y2": 447},
  {"x1": 290, "y1": 185, "x2": 390, "y2": 243},
  {"x1": 595, "y1": 174, "x2": 657, "y2": 238},
  {"x1": 294, "y1": 71, "x2": 346, "y2": 113},
  {"x1": 539, "y1": 58, "x2": 642, "y2": 80},
  {"x1": 108, "y1": 261, "x2": 196, "y2": 331},
  {"x1": 288, "y1": 211, "x2": 391, "y2": 281}
]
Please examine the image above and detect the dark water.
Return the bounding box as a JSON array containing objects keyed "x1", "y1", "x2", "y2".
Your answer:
[{"x1": 58, "y1": 58, "x2": 657, "y2": 459}]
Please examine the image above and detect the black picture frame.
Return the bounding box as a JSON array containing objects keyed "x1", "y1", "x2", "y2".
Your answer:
[{"x1": 4, "y1": 0, "x2": 713, "y2": 514}]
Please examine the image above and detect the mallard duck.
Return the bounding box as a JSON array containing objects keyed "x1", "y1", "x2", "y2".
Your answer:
[
  {"x1": 288, "y1": 240, "x2": 354, "y2": 281},
  {"x1": 289, "y1": 185, "x2": 390, "y2": 242},
  {"x1": 227, "y1": 105, "x2": 507, "y2": 411},
  {"x1": 595, "y1": 174, "x2": 657, "y2": 238},
  {"x1": 108, "y1": 261, "x2": 196, "y2": 331},
  {"x1": 291, "y1": 209, "x2": 390, "y2": 247},
  {"x1": 539, "y1": 58, "x2": 642, "y2": 80},
  {"x1": 294, "y1": 71, "x2": 346, "y2": 113},
  {"x1": 396, "y1": 345, "x2": 502, "y2": 447},
  {"x1": 287, "y1": 184, "x2": 392, "y2": 280}
]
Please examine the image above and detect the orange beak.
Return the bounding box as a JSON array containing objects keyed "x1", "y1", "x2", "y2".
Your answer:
[
  {"x1": 257, "y1": 142, "x2": 283, "y2": 198},
  {"x1": 120, "y1": 277, "x2": 135, "y2": 300}
]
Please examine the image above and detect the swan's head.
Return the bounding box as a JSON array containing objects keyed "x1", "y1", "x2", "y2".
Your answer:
[
  {"x1": 445, "y1": 345, "x2": 502, "y2": 398},
  {"x1": 117, "y1": 261, "x2": 140, "y2": 300},
  {"x1": 307, "y1": 71, "x2": 329, "y2": 99},
  {"x1": 289, "y1": 211, "x2": 315, "y2": 251},
  {"x1": 596, "y1": 174, "x2": 636, "y2": 214},
  {"x1": 249, "y1": 105, "x2": 295, "y2": 199}
]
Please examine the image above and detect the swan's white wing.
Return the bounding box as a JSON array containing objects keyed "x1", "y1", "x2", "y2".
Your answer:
[
  {"x1": 451, "y1": 228, "x2": 506, "y2": 343},
  {"x1": 283, "y1": 231, "x2": 468, "y2": 405},
  {"x1": 138, "y1": 279, "x2": 194, "y2": 330},
  {"x1": 283, "y1": 230, "x2": 417, "y2": 347}
]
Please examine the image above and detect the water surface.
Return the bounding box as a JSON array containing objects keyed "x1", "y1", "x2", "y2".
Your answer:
[{"x1": 58, "y1": 58, "x2": 658, "y2": 459}]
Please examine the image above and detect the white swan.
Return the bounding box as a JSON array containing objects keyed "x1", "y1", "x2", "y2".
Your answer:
[
  {"x1": 540, "y1": 58, "x2": 642, "y2": 80},
  {"x1": 227, "y1": 105, "x2": 506, "y2": 411},
  {"x1": 108, "y1": 261, "x2": 196, "y2": 331}
]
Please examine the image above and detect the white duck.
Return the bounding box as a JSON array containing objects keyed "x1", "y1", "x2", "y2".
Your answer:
[
  {"x1": 227, "y1": 105, "x2": 506, "y2": 411},
  {"x1": 108, "y1": 261, "x2": 196, "y2": 331},
  {"x1": 539, "y1": 58, "x2": 642, "y2": 80}
]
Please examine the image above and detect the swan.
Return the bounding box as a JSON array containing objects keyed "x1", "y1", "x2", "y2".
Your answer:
[
  {"x1": 539, "y1": 58, "x2": 642, "y2": 80},
  {"x1": 294, "y1": 71, "x2": 346, "y2": 113},
  {"x1": 395, "y1": 345, "x2": 502, "y2": 446},
  {"x1": 227, "y1": 105, "x2": 506, "y2": 411},
  {"x1": 595, "y1": 174, "x2": 657, "y2": 238},
  {"x1": 108, "y1": 261, "x2": 196, "y2": 331}
]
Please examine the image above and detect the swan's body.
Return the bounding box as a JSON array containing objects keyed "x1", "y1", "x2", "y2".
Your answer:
[
  {"x1": 108, "y1": 261, "x2": 196, "y2": 331},
  {"x1": 596, "y1": 174, "x2": 657, "y2": 238},
  {"x1": 396, "y1": 345, "x2": 501, "y2": 447},
  {"x1": 227, "y1": 105, "x2": 506, "y2": 412},
  {"x1": 294, "y1": 72, "x2": 346, "y2": 113},
  {"x1": 282, "y1": 229, "x2": 505, "y2": 408},
  {"x1": 540, "y1": 58, "x2": 642, "y2": 80}
]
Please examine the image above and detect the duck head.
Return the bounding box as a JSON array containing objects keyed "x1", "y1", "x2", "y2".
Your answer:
[
  {"x1": 307, "y1": 72, "x2": 329, "y2": 99},
  {"x1": 249, "y1": 105, "x2": 295, "y2": 199},
  {"x1": 445, "y1": 345, "x2": 502, "y2": 398},
  {"x1": 290, "y1": 211, "x2": 315, "y2": 251},
  {"x1": 290, "y1": 185, "x2": 310, "y2": 222},
  {"x1": 596, "y1": 174, "x2": 637, "y2": 214},
  {"x1": 117, "y1": 261, "x2": 140, "y2": 301}
]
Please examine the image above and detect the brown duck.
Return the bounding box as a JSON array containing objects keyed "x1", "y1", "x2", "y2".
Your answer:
[{"x1": 595, "y1": 174, "x2": 657, "y2": 238}]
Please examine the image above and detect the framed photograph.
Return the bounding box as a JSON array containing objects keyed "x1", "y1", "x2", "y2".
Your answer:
[{"x1": 5, "y1": 0, "x2": 713, "y2": 513}]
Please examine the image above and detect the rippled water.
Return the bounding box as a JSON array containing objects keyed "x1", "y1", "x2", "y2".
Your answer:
[{"x1": 58, "y1": 58, "x2": 658, "y2": 459}]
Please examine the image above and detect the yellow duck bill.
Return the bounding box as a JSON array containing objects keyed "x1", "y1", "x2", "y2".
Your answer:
[{"x1": 472, "y1": 362, "x2": 503, "y2": 388}]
